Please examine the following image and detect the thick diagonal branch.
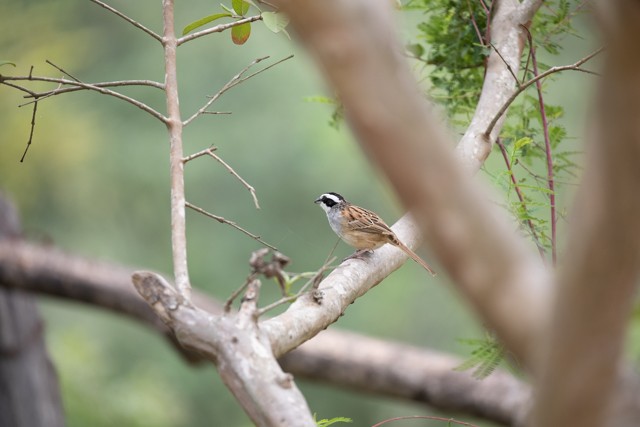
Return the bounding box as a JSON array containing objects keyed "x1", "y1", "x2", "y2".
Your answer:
[
  {"x1": 531, "y1": 2, "x2": 640, "y2": 426},
  {"x1": 270, "y1": 0, "x2": 549, "y2": 367}
]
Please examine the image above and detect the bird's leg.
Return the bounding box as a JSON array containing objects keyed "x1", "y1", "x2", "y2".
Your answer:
[{"x1": 343, "y1": 249, "x2": 373, "y2": 263}]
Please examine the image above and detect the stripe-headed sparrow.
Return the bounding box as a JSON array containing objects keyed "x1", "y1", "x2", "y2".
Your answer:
[{"x1": 314, "y1": 192, "x2": 436, "y2": 276}]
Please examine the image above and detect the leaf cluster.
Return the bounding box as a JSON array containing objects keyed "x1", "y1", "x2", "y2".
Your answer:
[
  {"x1": 404, "y1": 0, "x2": 584, "y2": 376},
  {"x1": 405, "y1": 0, "x2": 490, "y2": 118},
  {"x1": 182, "y1": 0, "x2": 289, "y2": 45}
]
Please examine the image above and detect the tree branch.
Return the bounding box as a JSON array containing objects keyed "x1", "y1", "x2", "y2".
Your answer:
[
  {"x1": 88, "y1": 0, "x2": 162, "y2": 42},
  {"x1": 495, "y1": 138, "x2": 545, "y2": 258},
  {"x1": 0, "y1": 239, "x2": 530, "y2": 425},
  {"x1": 132, "y1": 271, "x2": 316, "y2": 427},
  {"x1": 532, "y1": 1, "x2": 640, "y2": 425},
  {"x1": 183, "y1": 55, "x2": 293, "y2": 126},
  {"x1": 484, "y1": 47, "x2": 603, "y2": 137},
  {"x1": 184, "y1": 147, "x2": 261, "y2": 209},
  {"x1": 0, "y1": 75, "x2": 167, "y2": 122},
  {"x1": 455, "y1": 0, "x2": 544, "y2": 170},
  {"x1": 162, "y1": 0, "x2": 191, "y2": 299},
  {"x1": 185, "y1": 202, "x2": 277, "y2": 250},
  {"x1": 269, "y1": 0, "x2": 549, "y2": 367},
  {"x1": 527, "y1": 34, "x2": 557, "y2": 265},
  {"x1": 20, "y1": 79, "x2": 165, "y2": 103},
  {"x1": 177, "y1": 16, "x2": 263, "y2": 46}
]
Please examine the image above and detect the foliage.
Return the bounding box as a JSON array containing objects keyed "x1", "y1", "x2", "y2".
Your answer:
[
  {"x1": 182, "y1": 0, "x2": 289, "y2": 45},
  {"x1": 314, "y1": 415, "x2": 353, "y2": 427},
  {"x1": 401, "y1": 0, "x2": 584, "y2": 376},
  {"x1": 405, "y1": 0, "x2": 490, "y2": 119},
  {"x1": 454, "y1": 334, "x2": 506, "y2": 379}
]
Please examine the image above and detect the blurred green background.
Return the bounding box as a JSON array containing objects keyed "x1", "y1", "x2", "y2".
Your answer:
[{"x1": 1, "y1": 1, "x2": 598, "y2": 426}]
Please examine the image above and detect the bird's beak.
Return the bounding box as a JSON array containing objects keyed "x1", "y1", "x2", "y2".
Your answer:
[{"x1": 314, "y1": 197, "x2": 322, "y2": 204}]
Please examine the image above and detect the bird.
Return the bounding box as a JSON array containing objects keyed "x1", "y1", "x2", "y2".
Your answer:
[{"x1": 314, "y1": 192, "x2": 436, "y2": 276}]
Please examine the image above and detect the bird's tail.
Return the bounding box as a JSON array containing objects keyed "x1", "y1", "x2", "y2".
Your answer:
[{"x1": 396, "y1": 241, "x2": 437, "y2": 276}]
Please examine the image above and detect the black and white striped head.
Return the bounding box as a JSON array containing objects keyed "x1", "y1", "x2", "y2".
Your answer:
[{"x1": 314, "y1": 192, "x2": 346, "y2": 213}]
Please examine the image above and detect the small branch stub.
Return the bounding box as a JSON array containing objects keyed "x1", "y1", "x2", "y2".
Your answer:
[{"x1": 132, "y1": 271, "x2": 187, "y2": 325}]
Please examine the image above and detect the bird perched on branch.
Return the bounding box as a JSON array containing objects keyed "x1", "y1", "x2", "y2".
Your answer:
[{"x1": 314, "y1": 192, "x2": 436, "y2": 276}]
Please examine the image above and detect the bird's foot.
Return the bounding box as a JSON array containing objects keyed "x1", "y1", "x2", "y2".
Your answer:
[{"x1": 342, "y1": 249, "x2": 373, "y2": 263}]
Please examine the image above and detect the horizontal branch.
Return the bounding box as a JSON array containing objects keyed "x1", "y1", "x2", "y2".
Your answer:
[
  {"x1": 177, "y1": 15, "x2": 263, "y2": 46},
  {"x1": 21, "y1": 79, "x2": 165, "y2": 104},
  {"x1": 0, "y1": 239, "x2": 528, "y2": 425},
  {"x1": 0, "y1": 75, "x2": 167, "y2": 122}
]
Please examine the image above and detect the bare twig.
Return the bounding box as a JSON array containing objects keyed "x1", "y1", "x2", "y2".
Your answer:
[
  {"x1": 256, "y1": 257, "x2": 336, "y2": 317},
  {"x1": 45, "y1": 60, "x2": 81, "y2": 82},
  {"x1": 1, "y1": 75, "x2": 167, "y2": 122},
  {"x1": 183, "y1": 55, "x2": 293, "y2": 126},
  {"x1": 182, "y1": 146, "x2": 217, "y2": 163},
  {"x1": 183, "y1": 146, "x2": 260, "y2": 209},
  {"x1": 484, "y1": 47, "x2": 603, "y2": 137},
  {"x1": 210, "y1": 149, "x2": 260, "y2": 209},
  {"x1": 466, "y1": 0, "x2": 485, "y2": 46},
  {"x1": 526, "y1": 32, "x2": 557, "y2": 265},
  {"x1": 89, "y1": 0, "x2": 162, "y2": 42},
  {"x1": 177, "y1": 15, "x2": 263, "y2": 46},
  {"x1": 20, "y1": 101, "x2": 38, "y2": 163},
  {"x1": 489, "y1": 42, "x2": 520, "y2": 86},
  {"x1": 185, "y1": 201, "x2": 278, "y2": 250},
  {"x1": 225, "y1": 274, "x2": 256, "y2": 312},
  {"x1": 20, "y1": 79, "x2": 165, "y2": 105},
  {"x1": 163, "y1": 0, "x2": 191, "y2": 299},
  {"x1": 495, "y1": 138, "x2": 545, "y2": 258}
]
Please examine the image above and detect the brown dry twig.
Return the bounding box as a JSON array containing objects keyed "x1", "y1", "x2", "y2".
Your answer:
[
  {"x1": 484, "y1": 47, "x2": 603, "y2": 137},
  {"x1": 0, "y1": 75, "x2": 166, "y2": 122},
  {"x1": 183, "y1": 146, "x2": 261, "y2": 209},
  {"x1": 183, "y1": 54, "x2": 294, "y2": 126},
  {"x1": 185, "y1": 201, "x2": 277, "y2": 250},
  {"x1": 89, "y1": 0, "x2": 162, "y2": 42}
]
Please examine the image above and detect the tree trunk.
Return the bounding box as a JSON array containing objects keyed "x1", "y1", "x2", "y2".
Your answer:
[{"x1": 0, "y1": 195, "x2": 65, "y2": 427}]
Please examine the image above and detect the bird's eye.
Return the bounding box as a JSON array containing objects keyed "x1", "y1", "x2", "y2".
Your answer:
[{"x1": 323, "y1": 197, "x2": 336, "y2": 207}]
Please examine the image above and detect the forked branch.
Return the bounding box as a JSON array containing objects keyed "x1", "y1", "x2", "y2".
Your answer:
[
  {"x1": 484, "y1": 47, "x2": 602, "y2": 137},
  {"x1": 183, "y1": 54, "x2": 293, "y2": 126},
  {"x1": 0, "y1": 75, "x2": 167, "y2": 122}
]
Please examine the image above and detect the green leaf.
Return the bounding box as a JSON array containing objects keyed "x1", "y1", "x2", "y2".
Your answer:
[
  {"x1": 514, "y1": 137, "x2": 532, "y2": 150},
  {"x1": 220, "y1": 4, "x2": 236, "y2": 15},
  {"x1": 0, "y1": 61, "x2": 16, "y2": 68},
  {"x1": 316, "y1": 416, "x2": 353, "y2": 427},
  {"x1": 232, "y1": 0, "x2": 250, "y2": 16},
  {"x1": 406, "y1": 43, "x2": 425, "y2": 59},
  {"x1": 261, "y1": 12, "x2": 289, "y2": 34},
  {"x1": 182, "y1": 13, "x2": 232, "y2": 35},
  {"x1": 303, "y1": 96, "x2": 337, "y2": 105},
  {"x1": 231, "y1": 22, "x2": 251, "y2": 45}
]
